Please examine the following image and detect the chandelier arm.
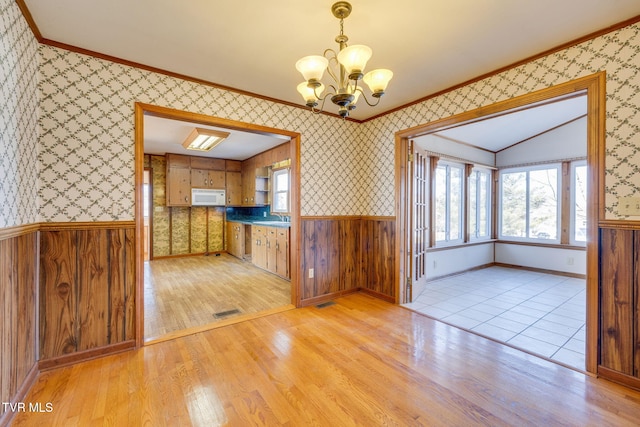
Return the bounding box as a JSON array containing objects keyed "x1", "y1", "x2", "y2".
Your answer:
[
  {"x1": 354, "y1": 87, "x2": 382, "y2": 107},
  {"x1": 323, "y1": 49, "x2": 341, "y2": 85}
]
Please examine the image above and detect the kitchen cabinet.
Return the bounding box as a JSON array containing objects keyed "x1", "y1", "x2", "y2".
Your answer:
[
  {"x1": 227, "y1": 221, "x2": 244, "y2": 259},
  {"x1": 251, "y1": 225, "x2": 290, "y2": 279},
  {"x1": 191, "y1": 169, "x2": 225, "y2": 189},
  {"x1": 275, "y1": 227, "x2": 289, "y2": 278},
  {"x1": 241, "y1": 158, "x2": 256, "y2": 205},
  {"x1": 252, "y1": 225, "x2": 268, "y2": 270},
  {"x1": 166, "y1": 154, "x2": 191, "y2": 206},
  {"x1": 255, "y1": 166, "x2": 270, "y2": 206},
  {"x1": 225, "y1": 171, "x2": 242, "y2": 205}
]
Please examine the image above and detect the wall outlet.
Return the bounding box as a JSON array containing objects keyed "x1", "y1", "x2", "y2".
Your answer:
[
  {"x1": 308, "y1": 268, "x2": 314, "y2": 278},
  {"x1": 567, "y1": 257, "x2": 574, "y2": 265},
  {"x1": 433, "y1": 261, "x2": 437, "y2": 269}
]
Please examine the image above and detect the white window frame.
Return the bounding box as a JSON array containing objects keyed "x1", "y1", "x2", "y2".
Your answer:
[
  {"x1": 570, "y1": 160, "x2": 587, "y2": 246},
  {"x1": 498, "y1": 164, "x2": 562, "y2": 243},
  {"x1": 434, "y1": 161, "x2": 464, "y2": 245},
  {"x1": 271, "y1": 167, "x2": 290, "y2": 214},
  {"x1": 469, "y1": 167, "x2": 492, "y2": 241}
]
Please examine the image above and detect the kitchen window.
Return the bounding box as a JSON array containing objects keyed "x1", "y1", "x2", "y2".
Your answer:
[{"x1": 272, "y1": 167, "x2": 290, "y2": 213}]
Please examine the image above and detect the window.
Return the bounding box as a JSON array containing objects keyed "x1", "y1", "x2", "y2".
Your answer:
[
  {"x1": 434, "y1": 162, "x2": 463, "y2": 243},
  {"x1": 571, "y1": 161, "x2": 587, "y2": 245},
  {"x1": 469, "y1": 168, "x2": 491, "y2": 240},
  {"x1": 271, "y1": 168, "x2": 290, "y2": 213},
  {"x1": 499, "y1": 165, "x2": 560, "y2": 242}
]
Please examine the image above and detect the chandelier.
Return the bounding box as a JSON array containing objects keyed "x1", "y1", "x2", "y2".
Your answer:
[{"x1": 295, "y1": 1, "x2": 393, "y2": 118}]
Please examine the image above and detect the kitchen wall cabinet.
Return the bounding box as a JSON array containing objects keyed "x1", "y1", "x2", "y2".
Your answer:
[
  {"x1": 251, "y1": 225, "x2": 289, "y2": 279},
  {"x1": 227, "y1": 221, "x2": 244, "y2": 259},
  {"x1": 226, "y1": 171, "x2": 242, "y2": 205},
  {"x1": 166, "y1": 154, "x2": 191, "y2": 206},
  {"x1": 241, "y1": 158, "x2": 256, "y2": 205},
  {"x1": 191, "y1": 169, "x2": 225, "y2": 189}
]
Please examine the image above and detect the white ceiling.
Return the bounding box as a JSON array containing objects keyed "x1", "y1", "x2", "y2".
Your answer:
[
  {"x1": 433, "y1": 95, "x2": 587, "y2": 152},
  {"x1": 23, "y1": 0, "x2": 640, "y2": 121},
  {"x1": 143, "y1": 115, "x2": 290, "y2": 161}
]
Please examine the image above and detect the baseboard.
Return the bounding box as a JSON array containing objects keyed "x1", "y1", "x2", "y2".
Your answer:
[
  {"x1": 358, "y1": 287, "x2": 395, "y2": 303},
  {"x1": 0, "y1": 363, "x2": 39, "y2": 427},
  {"x1": 426, "y1": 263, "x2": 495, "y2": 283},
  {"x1": 597, "y1": 365, "x2": 640, "y2": 391},
  {"x1": 493, "y1": 262, "x2": 586, "y2": 279},
  {"x1": 151, "y1": 251, "x2": 224, "y2": 260},
  {"x1": 299, "y1": 289, "x2": 360, "y2": 307},
  {"x1": 38, "y1": 340, "x2": 136, "y2": 371}
]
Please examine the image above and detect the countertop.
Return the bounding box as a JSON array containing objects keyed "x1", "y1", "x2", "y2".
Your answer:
[{"x1": 226, "y1": 218, "x2": 291, "y2": 228}]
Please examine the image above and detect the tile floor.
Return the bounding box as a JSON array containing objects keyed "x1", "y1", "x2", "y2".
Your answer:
[{"x1": 403, "y1": 266, "x2": 586, "y2": 370}]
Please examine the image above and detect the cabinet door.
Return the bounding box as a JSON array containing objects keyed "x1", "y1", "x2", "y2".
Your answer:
[
  {"x1": 209, "y1": 170, "x2": 226, "y2": 189},
  {"x1": 276, "y1": 228, "x2": 289, "y2": 279},
  {"x1": 226, "y1": 171, "x2": 242, "y2": 205},
  {"x1": 252, "y1": 226, "x2": 267, "y2": 269},
  {"x1": 167, "y1": 167, "x2": 191, "y2": 206},
  {"x1": 242, "y1": 159, "x2": 256, "y2": 205},
  {"x1": 227, "y1": 222, "x2": 243, "y2": 258},
  {"x1": 191, "y1": 169, "x2": 210, "y2": 188},
  {"x1": 266, "y1": 227, "x2": 277, "y2": 273}
]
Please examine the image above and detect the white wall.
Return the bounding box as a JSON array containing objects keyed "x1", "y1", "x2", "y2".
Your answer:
[
  {"x1": 495, "y1": 243, "x2": 586, "y2": 275},
  {"x1": 426, "y1": 243, "x2": 494, "y2": 279},
  {"x1": 496, "y1": 116, "x2": 587, "y2": 167},
  {"x1": 415, "y1": 134, "x2": 495, "y2": 166}
]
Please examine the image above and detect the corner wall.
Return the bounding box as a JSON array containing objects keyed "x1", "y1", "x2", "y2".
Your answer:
[{"x1": 0, "y1": 0, "x2": 41, "y2": 424}]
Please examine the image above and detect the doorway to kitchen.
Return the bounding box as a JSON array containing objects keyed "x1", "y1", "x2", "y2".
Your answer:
[
  {"x1": 134, "y1": 103, "x2": 301, "y2": 344},
  {"x1": 395, "y1": 73, "x2": 604, "y2": 373}
]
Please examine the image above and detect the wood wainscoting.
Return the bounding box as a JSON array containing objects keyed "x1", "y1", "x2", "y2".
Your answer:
[
  {"x1": 300, "y1": 216, "x2": 395, "y2": 306},
  {"x1": 39, "y1": 222, "x2": 136, "y2": 369},
  {"x1": 0, "y1": 225, "x2": 39, "y2": 426},
  {"x1": 598, "y1": 220, "x2": 640, "y2": 390}
]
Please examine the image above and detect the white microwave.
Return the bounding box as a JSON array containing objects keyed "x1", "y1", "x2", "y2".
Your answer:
[{"x1": 191, "y1": 188, "x2": 226, "y2": 206}]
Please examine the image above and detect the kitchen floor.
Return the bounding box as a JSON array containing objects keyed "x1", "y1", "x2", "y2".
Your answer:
[
  {"x1": 144, "y1": 253, "x2": 292, "y2": 341},
  {"x1": 403, "y1": 266, "x2": 586, "y2": 370}
]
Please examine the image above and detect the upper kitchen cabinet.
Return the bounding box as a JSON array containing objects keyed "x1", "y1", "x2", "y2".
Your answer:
[
  {"x1": 225, "y1": 160, "x2": 242, "y2": 205},
  {"x1": 191, "y1": 157, "x2": 225, "y2": 189},
  {"x1": 166, "y1": 154, "x2": 191, "y2": 206}
]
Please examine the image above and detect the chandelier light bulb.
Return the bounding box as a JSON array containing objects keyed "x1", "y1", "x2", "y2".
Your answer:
[
  {"x1": 295, "y1": 55, "x2": 329, "y2": 82},
  {"x1": 363, "y1": 69, "x2": 393, "y2": 96},
  {"x1": 337, "y1": 45, "x2": 372, "y2": 80},
  {"x1": 297, "y1": 82, "x2": 325, "y2": 106}
]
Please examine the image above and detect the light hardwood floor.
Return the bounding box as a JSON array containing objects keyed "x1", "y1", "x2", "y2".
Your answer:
[
  {"x1": 144, "y1": 254, "x2": 291, "y2": 341},
  {"x1": 12, "y1": 293, "x2": 640, "y2": 426}
]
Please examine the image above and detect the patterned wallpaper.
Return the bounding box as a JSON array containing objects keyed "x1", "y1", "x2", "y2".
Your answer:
[
  {"x1": 360, "y1": 23, "x2": 640, "y2": 218},
  {"x1": 31, "y1": 18, "x2": 640, "y2": 221},
  {"x1": 0, "y1": 0, "x2": 39, "y2": 228},
  {"x1": 37, "y1": 45, "x2": 361, "y2": 221}
]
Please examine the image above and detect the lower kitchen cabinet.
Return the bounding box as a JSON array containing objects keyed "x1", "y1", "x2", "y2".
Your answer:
[
  {"x1": 252, "y1": 226, "x2": 268, "y2": 270},
  {"x1": 227, "y1": 221, "x2": 244, "y2": 259},
  {"x1": 251, "y1": 225, "x2": 289, "y2": 279},
  {"x1": 275, "y1": 227, "x2": 289, "y2": 278}
]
